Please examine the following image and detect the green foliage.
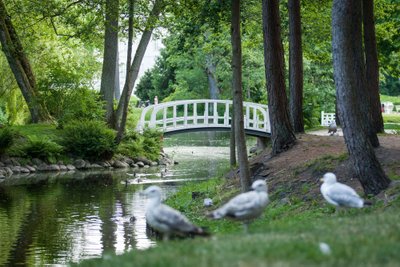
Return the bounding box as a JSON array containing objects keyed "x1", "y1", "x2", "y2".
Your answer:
[
  {"x1": 0, "y1": 127, "x2": 16, "y2": 154},
  {"x1": 117, "y1": 128, "x2": 163, "y2": 161},
  {"x1": 62, "y1": 120, "x2": 117, "y2": 160},
  {"x1": 20, "y1": 136, "x2": 63, "y2": 162},
  {"x1": 380, "y1": 94, "x2": 400, "y2": 104}
]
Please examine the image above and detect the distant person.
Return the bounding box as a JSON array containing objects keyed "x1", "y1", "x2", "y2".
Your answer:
[{"x1": 154, "y1": 95, "x2": 159, "y2": 105}]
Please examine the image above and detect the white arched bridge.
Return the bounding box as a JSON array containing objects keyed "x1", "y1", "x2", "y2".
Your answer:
[{"x1": 136, "y1": 99, "x2": 271, "y2": 137}]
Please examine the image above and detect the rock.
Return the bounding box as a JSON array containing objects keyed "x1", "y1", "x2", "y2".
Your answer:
[
  {"x1": 0, "y1": 161, "x2": 5, "y2": 167},
  {"x1": 37, "y1": 163, "x2": 60, "y2": 172},
  {"x1": 113, "y1": 160, "x2": 129, "y2": 168},
  {"x1": 10, "y1": 166, "x2": 22, "y2": 173},
  {"x1": 0, "y1": 167, "x2": 13, "y2": 176},
  {"x1": 136, "y1": 161, "x2": 145, "y2": 168},
  {"x1": 89, "y1": 163, "x2": 103, "y2": 169},
  {"x1": 74, "y1": 159, "x2": 87, "y2": 169},
  {"x1": 59, "y1": 165, "x2": 68, "y2": 171},
  {"x1": 19, "y1": 167, "x2": 30, "y2": 173},
  {"x1": 123, "y1": 157, "x2": 134, "y2": 166},
  {"x1": 25, "y1": 165, "x2": 36, "y2": 172},
  {"x1": 31, "y1": 158, "x2": 43, "y2": 166},
  {"x1": 134, "y1": 157, "x2": 152, "y2": 166},
  {"x1": 66, "y1": 164, "x2": 76, "y2": 171}
]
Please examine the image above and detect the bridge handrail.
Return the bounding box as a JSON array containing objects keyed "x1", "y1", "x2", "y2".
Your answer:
[{"x1": 136, "y1": 99, "x2": 270, "y2": 135}]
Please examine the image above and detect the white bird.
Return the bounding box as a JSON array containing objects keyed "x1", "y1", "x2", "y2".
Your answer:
[
  {"x1": 319, "y1": 242, "x2": 331, "y2": 255},
  {"x1": 203, "y1": 198, "x2": 213, "y2": 207},
  {"x1": 208, "y1": 180, "x2": 269, "y2": 232},
  {"x1": 142, "y1": 185, "x2": 209, "y2": 240},
  {"x1": 328, "y1": 121, "x2": 337, "y2": 136},
  {"x1": 320, "y1": 172, "x2": 371, "y2": 209}
]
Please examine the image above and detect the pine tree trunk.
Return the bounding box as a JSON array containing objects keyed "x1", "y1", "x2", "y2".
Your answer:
[
  {"x1": 332, "y1": 0, "x2": 390, "y2": 195},
  {"x1": 363, "y1": 0, "x2": 384, "y2": 133},
  {"x1": 288, "y1": 0, "x2": 304, "y2": 133},
  {"x1": 0, "y1": 0, "x2": 51, "y2": 123},
  {"x1": 100, "y1": 0, "x2": 119, "y2": 127},
  {"x1": 232, "y1": 0, "x2": 251, "y2": 192},
  {"x1": 262, "y1": 0, "x2": 296, "y2": 155}
]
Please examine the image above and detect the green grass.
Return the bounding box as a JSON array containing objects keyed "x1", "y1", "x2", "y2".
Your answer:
[
  {"x1": 383, "y1": 114, "x2": 400, "y2": 124},
  {"x1": 380, "y1": 94, "x2": 400, "y2": 104},
  {"x1": 11, "y1": 123, "x2": 60, "y2": 141},
  {"x1": 75, "y1": 179, "x2": 400, "y2": 267}
]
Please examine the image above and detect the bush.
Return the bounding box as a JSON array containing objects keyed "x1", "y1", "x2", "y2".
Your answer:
[
  {"x1": 21, "y1": 136, "x2": 63, "y2": 162},
  {"x1": 62, "y1": 120, "x2": 117, "y2": 160},
  {"x1": 0, "y1": 127, "x2": 15, "y2": 154},
  {"x1": 142, "y1": 128, "x2": 163, "y2": 161}
]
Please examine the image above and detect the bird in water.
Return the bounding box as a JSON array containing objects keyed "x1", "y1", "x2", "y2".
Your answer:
[
  {"x1": 142, "y1": 185, "x2": 209, "y2": 240},
  {"x1": 328, "y1": 121, "x2": 337, "y2": 136},
  {"x1": 208, "y1": 180, "x2": 269, "y2": 233},
  {"x1": 320, "y1": 172, "x2": 371, "y2": 210}
]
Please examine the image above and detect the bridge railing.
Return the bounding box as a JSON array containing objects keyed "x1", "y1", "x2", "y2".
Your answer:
[{"x1": 136, "y1": 99, "x2": 270, "y2": 135}]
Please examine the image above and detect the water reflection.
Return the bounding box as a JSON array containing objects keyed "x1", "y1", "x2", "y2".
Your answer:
[{"x1": 0, "y1": 132, "x2": 247, "y2": 265}]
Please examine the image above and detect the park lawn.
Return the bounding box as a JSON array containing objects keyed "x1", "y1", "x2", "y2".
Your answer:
[{"x1": 75, "y1": 178, "x2": 400, "y2": 267}]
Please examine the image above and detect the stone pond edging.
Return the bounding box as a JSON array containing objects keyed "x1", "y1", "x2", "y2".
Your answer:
[{"x1": 0, "y1": 152, "x2": 176, "y2": 179}]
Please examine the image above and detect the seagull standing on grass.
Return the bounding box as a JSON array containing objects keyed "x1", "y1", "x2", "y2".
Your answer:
[
  {"x1": 208, "y1": 180, "x2": 269, "y2": 233},
  {"x1": 142, "y1": 185, "x2": 209, "y2": 241},
  {"x1": 320, "y1": 172, "x2": 371, "y2": 210}
]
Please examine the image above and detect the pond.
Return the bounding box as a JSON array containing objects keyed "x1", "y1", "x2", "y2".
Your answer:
[{"x1": 0, "y1": 132, "x2": 253, "y2": 266}]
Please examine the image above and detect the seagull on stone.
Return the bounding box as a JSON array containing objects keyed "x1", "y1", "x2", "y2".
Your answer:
[
  {"x1": 320, "y1": 172, "x2": 371, "y2": 209},
  {"x1": 142, "y1": 185, "x2": 209, "y2": 240},
  {"x1": 208, "y1": 179, "x2": 269, "y2": 232},
  {"x1": 328, "y1": 121, "x2": 337, "y2": 136}
]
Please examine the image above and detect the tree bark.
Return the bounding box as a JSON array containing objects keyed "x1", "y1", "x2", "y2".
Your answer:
[
  {"x1": 115, "y1": 0, "x2": 163, "y2": 142},
  {"x1": 232, "y1": 0, "x2": 251, "y2": 192},
  {"x1": 332, "y1": 0, "x2": 390, "y2": 195},
  {"x1": 100, "y1": 0, "x2": 119, "y2": 127},
  {"x1": 262, "y1": 0, "x2": 296, "y2": 155},
  {"x1": 0, "y1": 0, "x2": 51, "y2": 123},
  {"x1": 363, "y1": 0, "x2": 384, "y2": 133},
  {"x1": 288, "y1": 0, "x2": 304, "y2": 133}
]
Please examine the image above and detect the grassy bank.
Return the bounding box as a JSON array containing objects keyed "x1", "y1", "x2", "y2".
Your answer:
[{"x1": 75, "y1": 178, "x2": 400, "y2": 267}]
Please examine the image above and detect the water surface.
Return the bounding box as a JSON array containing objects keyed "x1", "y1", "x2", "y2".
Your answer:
[{"x1": 0, "y1": 132, "x2": 239, "y2": 266}]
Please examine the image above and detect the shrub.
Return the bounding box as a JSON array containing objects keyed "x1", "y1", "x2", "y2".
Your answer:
[
  {"x1": 142, "y1": 128, "x2": 163, "y2": 161},
  {"x1": 21, "y1": 136, "x2": 63, "y2": 162},
  {"x1": 62, "y1": 120, "x2": 117, "y2": 160},
  {"x1": 0, "y1": 127, "x2": 15, "y2": 154}
]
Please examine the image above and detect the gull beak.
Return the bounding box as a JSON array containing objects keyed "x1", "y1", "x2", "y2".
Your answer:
[
  {"x1": 139, "y1": 191, "x2": 146, "y2": 196},
  {"x1": 320, "y1": 178, "x2": 324, "y2": 182}
]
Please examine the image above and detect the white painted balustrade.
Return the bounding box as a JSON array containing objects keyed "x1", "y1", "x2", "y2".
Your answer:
[{"x1": 136, "y1": 99, "x2": 270, "y2": 136}]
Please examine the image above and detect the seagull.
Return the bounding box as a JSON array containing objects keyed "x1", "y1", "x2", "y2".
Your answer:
[
  {"x1": 320, "y1": 172, "x2": 371, "y2": 209},
  {"x1": 328, "y1": 121, "x2": 337, "y2": 136},
  {"x1": 208, "y1": 180, "x2": 269, "y2": 232},
  {"x1": 203, "y1": 198, "x2": 213, "y2": 207},
  {"x1": 142, "y1": 185, "x2": 209, "y2": 240}
]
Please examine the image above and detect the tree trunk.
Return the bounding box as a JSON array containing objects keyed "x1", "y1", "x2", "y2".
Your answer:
[
  {"x1": 232, "y1": 0, "x2": 251, "y2": 192},
  {"x1": 332, "y1": 0, "x2": 390, "y2": 195},
  {"x1": 205, "y1": 57, "x2": 219, "y2": 100},
  {"x1": 115, "y1": 0, "x2": 135, "y2": 142},
  {"x1": 262, "y1": 0, "x2": 296, "y2": 155},
  {"x1": 100, "y1": 0, "x2": 119, "y2": 127},
  {"x1": 288, "y1": 0, "x2": 304, "y2": 133},
  {"x1": 0, "y1": 0, "x2": 51, "y2": 123},
  {"x1": 115, "y1": 0, "x2": 162, "y2": 142},
  {"x1": 363, "y1": 0, "x2": 384, "y2": 133}
]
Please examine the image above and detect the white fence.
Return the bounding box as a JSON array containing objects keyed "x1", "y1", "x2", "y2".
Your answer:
[{"x1": 321, "y1": 111, "x2": 335, "y2": 126}]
